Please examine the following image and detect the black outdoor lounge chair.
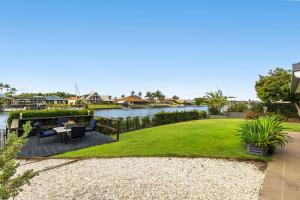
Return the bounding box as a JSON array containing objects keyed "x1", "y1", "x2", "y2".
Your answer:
[
  {"x1": 86, "y1": 118, "x2": 96, "y2": 132},
  {"x1": 34, "y1": 122, "x2": 57, "y2": 144},
  {"x1": 65, "y1": 125, "x2": 86, "y2": 143},
  {"x1": 57, "y1": 117, "x2": 68, "y2": 127}
]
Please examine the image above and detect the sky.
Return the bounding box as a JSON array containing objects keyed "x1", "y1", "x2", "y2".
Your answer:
[{"x1": 0, "y1": 0, "x2": 300, "y2": 100}]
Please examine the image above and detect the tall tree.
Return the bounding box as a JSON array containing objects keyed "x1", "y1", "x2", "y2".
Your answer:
[
  {"x1": 138, "y1": 91, "x2": 142, "y2": 99},
  {"x1": 255, "y1": 68, "x2": 297, "y2": 103},
  {"x1": 205, "y1": 90, "x2": 227, "y2": 114},
  {"x1": 172, "y1": 95, "x2": 179, "y2": 100},
  {"x1": 3, "y1": 84, "x2": 10, "y2": 93},
  {"x1": 0, "y1": 83, "x2": 3, "y2": 94},
  {"x1": 130, "y1": 90, "x2": 135, "y2": 97},
  {"x1": 255, "y1": 67, "x2": 300, "y2": 115}
]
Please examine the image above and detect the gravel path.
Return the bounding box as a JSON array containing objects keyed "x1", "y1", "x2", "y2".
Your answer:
[{"x1": 15, "y1": 158, "x2": 265, "y2": 200}]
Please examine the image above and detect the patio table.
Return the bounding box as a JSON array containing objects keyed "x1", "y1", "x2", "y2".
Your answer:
[{"x1": 53, "y1": 127, "x2": 71, "y2": 142}]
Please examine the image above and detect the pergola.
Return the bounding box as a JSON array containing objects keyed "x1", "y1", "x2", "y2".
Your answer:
[{"x1": 291, "y1": 62, "x2": 300, "y2": 93}]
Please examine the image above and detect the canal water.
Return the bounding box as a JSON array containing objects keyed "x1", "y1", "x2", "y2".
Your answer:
[{"x1": 0, "y1": 106, "x2": 208, "y2": 129}]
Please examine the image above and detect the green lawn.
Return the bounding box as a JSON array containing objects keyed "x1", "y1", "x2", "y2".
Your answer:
[
  {"x1": 56, "y1": 119, "x2": 300, "y2": 160},
  {"x1": 88, "y1": 104, "x2": 122, "y2": 110}
]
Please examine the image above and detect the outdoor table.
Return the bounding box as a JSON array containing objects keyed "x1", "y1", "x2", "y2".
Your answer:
[{"x1": 53, "y1": 127, "x2": 71, "y2": 142}]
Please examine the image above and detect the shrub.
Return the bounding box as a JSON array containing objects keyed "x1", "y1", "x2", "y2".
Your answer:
[
  {"x1": 0, "y1": 122, "x2": 36, "y2": 199},
  {"x1": 267, "y1": 103, "x2": 299, "y2": 118},
  {"x1": 245, "y1": 111, "x2": 262, "y2": 119},
  {"x1": 198, "y1": 111, "x2": 207, "y2": 118},
  {"x1": 152, "y1": 110, "x2": 202, "y2": 126},
  {"x1": 7, "y1": 109, "x2": 93, "y2": 126},
  {"x1": 237, "y1": 115, "x2": 290, "y2": 152},
  {"x1": 229, "y1": 102, "x2": 248, "y2": 112}
]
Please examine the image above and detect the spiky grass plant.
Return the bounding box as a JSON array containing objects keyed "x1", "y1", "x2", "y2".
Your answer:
[{"x1": 238, "y1": 115, "x2": 290, "y2": 151}]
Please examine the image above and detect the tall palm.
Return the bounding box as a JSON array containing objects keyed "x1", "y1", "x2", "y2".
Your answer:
[
  {"x1": 130, "y1": 90, "x2": 135, "y2": 97},
  {"x1": 145, "y1": 91, "x2": 153, "y2": 102},
  {"x1": 10, "y1": 87, "x2": 17, "y2": 96},
  {"x1": 205, "y1": 89, "x2": 227, "y2": 113},
  {"x1": 0, "y1": 83, "x2": 3, "y2": 94},
  {"x1": 4, "y1": 84, "x2": 10, "y2": 93},
  {"x1": 138, "y1": 91, "x2": 142, "y2": 99}
]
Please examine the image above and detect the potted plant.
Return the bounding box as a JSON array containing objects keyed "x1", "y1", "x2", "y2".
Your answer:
[{"x1": 237, "y1": 115, "x2": 290, "y2": 156}]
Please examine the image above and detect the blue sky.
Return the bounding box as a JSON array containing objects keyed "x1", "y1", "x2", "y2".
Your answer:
[{"x1": 0, "y1": 0, "x2": 300, "y2": 100}]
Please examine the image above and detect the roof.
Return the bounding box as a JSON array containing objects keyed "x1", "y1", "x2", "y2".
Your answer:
[
  {"x1": 100, "y1": 95, "x2": 112, "y2": 101},
  {"x1": 82, "y1": 92, "x2": 99, "y2": 100},
  {"x1": 46, "y1": 96, "x2": 65, "y2": 101},
  {"x1": 118, "y1": 96, "x2": 147, "y2": 103},
  {"x1": 67, "y1": 96, "x2": 79, "y2": 100}
]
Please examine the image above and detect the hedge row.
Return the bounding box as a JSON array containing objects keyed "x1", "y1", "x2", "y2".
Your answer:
[
  {"x1": 7, "y1": 109, "x2": 93, "y2": 125},
  {"x1": 152, "y1": 110, "x2": 206, "y2": 126},
  {"x1": 267, "y1": 103, "x2": 299, "y2": 118},
  {"x1": 96, "y1": 110, "x2": 207, "y2": 135}
]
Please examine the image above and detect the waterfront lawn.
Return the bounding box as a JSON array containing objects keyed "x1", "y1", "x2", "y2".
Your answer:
[
  {"x1": 56, "y1": 119, "x2": 300, "y2": 160},
  {"x1": 88, "y1": 104, "x2": 122, "y2": 110}
]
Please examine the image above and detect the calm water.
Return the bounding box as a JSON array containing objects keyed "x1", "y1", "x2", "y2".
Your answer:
[
  {"x1": 0, "y1": 112, "x2": 7, "y2": 129},
  {"x1": 0, "y1": 106, "x2": 207, "y2": 129},
  {"x1": 94, "y1": 106, "x2": 207, "y2": 118}
]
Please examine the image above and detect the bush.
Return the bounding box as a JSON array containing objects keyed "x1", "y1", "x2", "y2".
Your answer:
[
  {"x1": 229, "y1": 102, "x2": 248, "y2": 112},
  {"x1": 245, "y1": 111, "x2": 262, "y2": 119},
  {"x1": 152, "y1": 110, "x2": 203, "y2": 126},
  {"x1": 237, "y1": 115, "x2": 289, "y2": 152},
  {"x1": 208, "y1": 107, "x2": 220, "y2": 115},
  {"x1": 267, "y1": 103, "x2": 299, "y2": 118},
  {"x1": 7, "y1": 109, "x2": 93, "y2": 126}
]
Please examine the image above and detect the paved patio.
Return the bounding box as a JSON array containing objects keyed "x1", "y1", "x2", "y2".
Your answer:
[
  {"x1": 18, "y1": 131, "x2": 116, "y2": 158},
  {"x1": 260, "y1": 132, "x2": 300, "y2": 200}
]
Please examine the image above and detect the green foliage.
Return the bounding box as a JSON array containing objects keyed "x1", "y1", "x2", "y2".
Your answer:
[
  {"x1": 205, "y1": 90, "x2": 227, "y2": 114},
  {"x1": 152, "y1": 110, "x2": 204, "y2": 126},
  {"x1": 267, "y1": 103, "x2": 299, "y2": 118},
  {"x1": 16, "y1": 92, "x2": 75, "y2": 99},
  {"x1": 255, "y1": 68, "x2": 299, "y2": 103},
  {"x1": 7, "y1": 109, "x2": 93, "y2": 125},
  {"x1": 237, "y1": 115, "x2": 289, "y2": 151},
  {"x1": 245, "y1": 111, "x2": 262, "y2": 119},
  {"x1": 194, "y1": 97, "x2": 207, "y2": 106},
  {"x1": 0, "y1": 122, "x2": 36, "y2": 199},
  {"x1": 229, "y1": 102, "x2": 248, "y2": 112}
]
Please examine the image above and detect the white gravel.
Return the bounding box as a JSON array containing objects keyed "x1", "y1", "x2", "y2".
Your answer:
[{"x1": 14, "y1": 158, "x2": 265, "y2": 200}]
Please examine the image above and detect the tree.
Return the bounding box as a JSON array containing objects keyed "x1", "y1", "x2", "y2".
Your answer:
[
  {"x1": 172, "y1": 95, "x2": 179, "y2": 100},
  {"x1": 130, "y1": 91, "x2": 135, "y2": 97},
  {"x1": 0, "y1": 122, "x2": 36, "y2": 199},
  {"x1": 255, "y1": 68, "x2": 297, "y2": 103},
  {"x1": 121, "y1": 94, "x2": 125, "y2": 98},
  {"x1": 138, "y1": 91, "x2": 142, "y2": 99},
  {"x1": 195, "y1": 97, "x2": 207, "y2": 105},
  {"x1": 3, "y1": 84, "x2": 10, "y2": 93},
  {"x1": 0, "y1": 83, "x2": 3, "y2": 94},
  {"x1": 206, "y1": 90, "x2": 227, "y2": 114},
  {"x1": 154, "y1": 90, "x2": 165, "y2": 100}
]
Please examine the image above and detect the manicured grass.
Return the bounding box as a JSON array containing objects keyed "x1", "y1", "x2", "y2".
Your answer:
[
  {"x1": 56, "y1": 119, "x2": 300, "y2": 160},
  {"x1": 88, "y1": 104, "x2": 122, "y2": 110}
]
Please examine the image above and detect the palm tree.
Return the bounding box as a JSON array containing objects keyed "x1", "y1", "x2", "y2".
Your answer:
[
  {"x1": 4, "y1": 84, "x2": 10, "y2": 93},
  {"x1": 0, "y1": 83, "x2": 3, "y2": 94},
  {"x1": 145, "y1": 91, "x2": 153, "y2": 102},
  {"x1": 205, "y1": 89, "x2": 227, "y2": 114},
  {"x1": 155, "y1": 90, "x2": 165, "y2": 100},
  {"x1": 130, "y1": 90, "x2": 135, "y2": 97},
  {"x1": 172, "y1": 95, "x2": 179, "y2": 100},
  {"x1": 138, "y1": 91, "x2": 142, "y2": 98},
  {"x1": 10, "y1": 87, "x2": 17, "y2": 96}
]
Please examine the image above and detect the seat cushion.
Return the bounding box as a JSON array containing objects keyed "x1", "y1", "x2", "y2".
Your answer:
[
  {"x1": 86, "y1": 127, "x2": 93, "y2": 132},
  {"x1": 41, "y1": 130, "x2": 57, "y2": 137}
]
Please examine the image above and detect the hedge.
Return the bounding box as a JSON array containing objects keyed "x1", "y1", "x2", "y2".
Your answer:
[
  {"x1": 7, "y1": 109, "x2": 93, "y2": 126},
  {"x1": 96, "y1": 110, "x2": 207, "y2": 135},
  {"x1": 267, "y1": 103, "x2": 299, "y2": 118},
  {"x1": 152, "y1": 110, "x2": 206, "y2": 126}
]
